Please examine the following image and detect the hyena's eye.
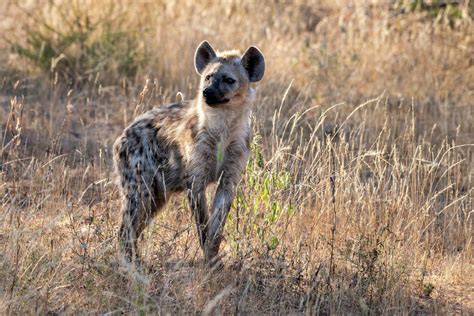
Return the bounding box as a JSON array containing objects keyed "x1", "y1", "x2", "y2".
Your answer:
[
  {"x1": 205, "y1": 75, "x2": 212, "y2": 81},
  {"x1": 224, "y1": 77, "x2": 236, "y2": 84}
]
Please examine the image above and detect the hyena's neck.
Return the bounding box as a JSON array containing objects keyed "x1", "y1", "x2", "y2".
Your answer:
[{"x1": 195, "y1": 90, "x2": 254, "y2": 136}]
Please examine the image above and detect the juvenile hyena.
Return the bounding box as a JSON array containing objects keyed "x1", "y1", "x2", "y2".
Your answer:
[{"x1": 113, "y1": 41, "x2": 265, "y2": 265}]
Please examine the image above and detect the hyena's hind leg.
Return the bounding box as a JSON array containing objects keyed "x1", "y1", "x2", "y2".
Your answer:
[
  {"x1": 114, "y1": 139, "x2": 165, "y2": 264},
  {"x1": 118, "y1": 186, "x2": 152, "y2": 263},
  {"x1": 118, "y1": 171, "x2": 167, "y2": 263}
]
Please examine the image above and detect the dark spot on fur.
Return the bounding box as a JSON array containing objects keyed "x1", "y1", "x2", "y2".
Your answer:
[
  {"x1": 119, "y1": 147, "x2": 127, "y2": 160},
  {"x1": 167, "y1": 102, "x2": 183, "y2": 110},
  {"x1": 126, "y1": 129, "x2": 141, "y2": 146},
  {"x1": 145, "y1": 121, "x2": 156, "y2": 131}
]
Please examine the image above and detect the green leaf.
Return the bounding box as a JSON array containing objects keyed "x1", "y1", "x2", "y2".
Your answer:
[
  {"x1": 217, "y1": 140, "x2": 224, "y2": 163},
  {"x1": 267, "y1": 236, "x2": 279, "y2": 250}
]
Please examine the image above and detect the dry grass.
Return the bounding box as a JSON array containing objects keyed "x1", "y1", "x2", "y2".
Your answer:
[{"x1": 1, "y1": 0, "x2": 473, "y2": 314}]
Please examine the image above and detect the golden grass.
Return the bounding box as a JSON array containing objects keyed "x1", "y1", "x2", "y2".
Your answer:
[{"x1": 1, "y1": 0, "x2": 473, "y2": 314}]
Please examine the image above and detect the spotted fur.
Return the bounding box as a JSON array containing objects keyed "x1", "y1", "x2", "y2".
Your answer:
[{"x1": 113, "y1": 41, "x2": 265, "y2": 265}]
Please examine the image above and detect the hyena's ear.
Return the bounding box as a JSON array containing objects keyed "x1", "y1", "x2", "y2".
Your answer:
[
  {"x1": 241, "y1": 46, "x2": 265, "y2": 82},
  {"x1": 194, "y1": 41, "x2": 217, "y2": 74}
]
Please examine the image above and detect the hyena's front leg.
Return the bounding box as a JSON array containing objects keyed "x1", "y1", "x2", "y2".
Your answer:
[
  {"x1": 186, "y1": 173, "x2": 210, "y2": 251},
  {"x1": 205, "y1": 181, "x2": 235, "y2": 263},
  {"x1": 206, "y1": 143, "x2": 249, "y2": 263},
  {"x1": 186, "y1": 141, "x2": 216, "y2": 252}
]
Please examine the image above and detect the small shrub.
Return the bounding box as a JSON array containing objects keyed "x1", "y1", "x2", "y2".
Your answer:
[
  {"x1": 10, "y1": 2, "x2": 145, "y2": 85},
  {"x1": 395, "y1": 0, "x2": 467, "y2": 26}
]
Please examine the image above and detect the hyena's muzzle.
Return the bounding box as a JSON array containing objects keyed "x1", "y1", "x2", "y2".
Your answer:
[{"x1": 203, "y1": 84, "x2": 230, "y2": 106}]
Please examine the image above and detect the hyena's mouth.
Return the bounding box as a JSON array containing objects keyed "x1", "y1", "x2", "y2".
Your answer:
[{"x1": 205, "y1": 97, "x2": 230, "y2": 106}]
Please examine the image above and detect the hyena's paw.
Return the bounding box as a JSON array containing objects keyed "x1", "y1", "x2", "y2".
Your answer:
[
  {"x1": 204, "y1": 249, "x2": 224, "y2": 271},
  {"x1": 118, "y1": 247, "x2": 147, "y2": 274}
]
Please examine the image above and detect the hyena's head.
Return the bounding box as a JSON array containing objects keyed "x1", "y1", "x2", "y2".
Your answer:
[{"x1": 194, "y1": 41, "x2": 265, "y2": 108}]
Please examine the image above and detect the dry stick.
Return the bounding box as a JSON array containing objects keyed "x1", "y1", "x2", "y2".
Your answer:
[
  {"x1": 134, "y1": 79, "x2": 151, "y2": 117},
  {"x1": 326, "y1": 137, "x2": 337, "y2": 290},
  {"x1": 7, "y1": 208, "x2": 22, "y2": 315}
]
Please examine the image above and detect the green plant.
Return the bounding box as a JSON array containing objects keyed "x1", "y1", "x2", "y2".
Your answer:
[
  {"x1": 423, "y1": 282, "x2": 435, "y2": 298},
  {"x1": 226, "y1": 133, "x2": 293, "y2": 255}
]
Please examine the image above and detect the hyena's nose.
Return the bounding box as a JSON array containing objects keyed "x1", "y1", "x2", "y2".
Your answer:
[
  {"x1": 203, "y1": 87, "x2": 214, "y2": 98},
  {"x1": 203, "y1": 86, "x2": 228, "y2": 105}
]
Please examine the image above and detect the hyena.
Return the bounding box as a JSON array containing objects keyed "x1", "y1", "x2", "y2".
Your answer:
[{"x1": 113, "y1": 41, "x2": 265, "y2": 265}]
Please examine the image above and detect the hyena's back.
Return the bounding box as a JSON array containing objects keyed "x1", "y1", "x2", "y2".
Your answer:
[
  {"x1": 113, "y1": 101, "x2": 192, "y2": 257},
  {"x1": 114, "y1": 103, "x2": 190, "y2": 188}
]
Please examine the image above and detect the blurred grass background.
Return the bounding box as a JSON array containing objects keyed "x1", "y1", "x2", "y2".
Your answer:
[{"x1": 0, "y1": 0, "x2": 473, "y2": 314}]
